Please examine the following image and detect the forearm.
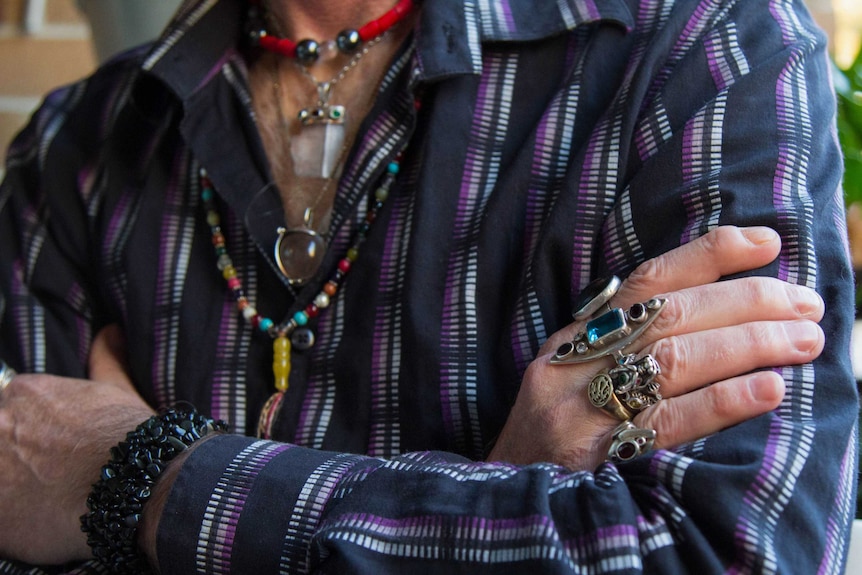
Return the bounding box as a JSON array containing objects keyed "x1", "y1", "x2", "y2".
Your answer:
[{"x1": 150, "y1": 396, "x2": 855, "y2": 575}]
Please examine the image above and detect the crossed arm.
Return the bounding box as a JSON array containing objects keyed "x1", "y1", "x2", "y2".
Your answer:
[{"x1": 0, "y1": 225, "x2": 830, "y2": 570}]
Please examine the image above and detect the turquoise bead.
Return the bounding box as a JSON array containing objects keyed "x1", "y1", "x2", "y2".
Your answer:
[
  {"x1": 202, "y1": 188, "x2": 214, "y2": 202},
  {"x1": 259, "y1": 318, "x2": 274, "y2": 332},
  {"x1": 293, "y1": 311, "x2": 309, "y2": 326},
  {"x1": 387, "y1": 162, "x2": 399, "y2": 174}
]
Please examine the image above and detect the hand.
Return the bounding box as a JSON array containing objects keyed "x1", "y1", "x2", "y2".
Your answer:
[
  {"x1": 488, "y1": 226, "x2": 824, "y2": 470},
  {"x1": 0, "y1": 325, "x2": 154, "y2": 565}
]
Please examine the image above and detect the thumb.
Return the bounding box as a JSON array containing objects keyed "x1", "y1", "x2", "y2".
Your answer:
[{"x1": 88, "y1": 324, "x2": 134, "y2": 390}]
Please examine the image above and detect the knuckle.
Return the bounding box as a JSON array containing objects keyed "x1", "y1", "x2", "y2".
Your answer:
[
  {"x1": 522, "y1": 359, "x2": 565, "y2": 401},
  {"x1": 626, "y1": 257, "x2": 664, "y2": 295},
  {"x1": 522, "y1": 360, "x2": 547, "y2": 395},
  {"x1": 742, "y1": 321, "x2": 775, "y2": 349},
  {"x1": 648, "y1": 336, "x2": 689, "y2": 383},
  {"x1": 742, "y1": 276, "x2": 773, "y2": 307},
  {"x1": 648, "y1": 294, "x2": 686, "y2": 335},
  {"x1": 641, "y1": 399, "x2": 686, "y2": 448},
  {"x1": 4, "y1": 374, "x2": 39, "y2": 397},
  {"x1": 3, "y1": 373, "x2": 65, "y2": 402},
  {"x1": 703, "y1": 381, "x2": 742, "y2": 419},
  {"x1": 701, "y1": 225, "x2": 738, "y2": 254}
]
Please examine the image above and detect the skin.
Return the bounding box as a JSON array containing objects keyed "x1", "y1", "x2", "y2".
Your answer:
[
  {"x1": 0, "y1": 1, "x2": 827, "y2": 569},
  {"x1": 0, "y1": 326, "x2": 153, "y2": 564}
]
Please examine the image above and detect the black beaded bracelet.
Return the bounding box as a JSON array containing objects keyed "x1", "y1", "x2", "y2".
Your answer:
[{"x1": 80, "y1": 408, "x2": 229, "y2": 574}]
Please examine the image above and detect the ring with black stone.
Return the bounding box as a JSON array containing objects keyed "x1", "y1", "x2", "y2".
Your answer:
[{"x1": 572, "y1": 275, "x2": 622, "y2": 320}]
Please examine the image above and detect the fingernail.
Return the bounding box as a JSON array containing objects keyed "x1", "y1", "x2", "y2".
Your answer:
[
  {"x1": 788, "y1": 285, "x2": 823, "y2": 317},
  {"x1": 741, "y1": 226, "x2": 778, "y2": 245},
  {"x1": 784, "y1": 320, "x2": 822, "y2": 353},
  {"x1": 748, "y1": 372, "x2": 785, "y2": 402}
]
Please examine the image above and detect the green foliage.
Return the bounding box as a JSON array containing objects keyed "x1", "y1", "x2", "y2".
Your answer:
[
  {"x1": 837, "y1": 44, "x2": 862, "y2": 521},
  {"x1": 835, "y1": 46, "x2": 862, "y2": 207}
]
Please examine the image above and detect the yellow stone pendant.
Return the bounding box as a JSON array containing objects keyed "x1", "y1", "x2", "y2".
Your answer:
[{"x1": 273, "y1": 336, "x2": 291, "y2": 392}]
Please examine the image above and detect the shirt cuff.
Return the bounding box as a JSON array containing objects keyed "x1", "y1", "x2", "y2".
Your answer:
[{"x1": 155, "y1": 433, "x2": 368, "y2": 574}]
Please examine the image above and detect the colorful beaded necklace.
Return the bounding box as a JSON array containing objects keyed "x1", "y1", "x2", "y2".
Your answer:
[
  {"x1": 200, "y1": 145, "x2": 409, "y2": 438},
  {"x1": 248, "y1": 0, "x2": 415, "y2": 66}
]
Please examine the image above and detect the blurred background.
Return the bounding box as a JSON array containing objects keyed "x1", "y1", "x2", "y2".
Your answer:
[
  {"x1": 0, "y1": 0, "x2": 861, "y2": 567},
  {"x1": 0, "y1": 0, "x2": 181, "y2": 161}
]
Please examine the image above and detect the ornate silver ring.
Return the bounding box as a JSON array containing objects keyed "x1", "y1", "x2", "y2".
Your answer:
[
  {"x1": 551, "y1": 276, "x2": 666, "y2": 365},
  {"x1": 587, "y1": 353, "x2": 662, "y2": 420}
]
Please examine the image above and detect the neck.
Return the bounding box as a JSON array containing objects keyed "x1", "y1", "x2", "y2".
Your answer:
[{"x1": 264, "y1": 0, "x2": 400, "y2": 41}]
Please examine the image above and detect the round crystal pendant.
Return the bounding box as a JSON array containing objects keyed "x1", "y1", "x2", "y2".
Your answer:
[{"x1": 274, "y1": 209, "x2": 326, "y2": 285}]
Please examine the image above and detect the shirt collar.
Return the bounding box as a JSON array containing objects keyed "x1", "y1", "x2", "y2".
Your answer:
[
  {"x1": 141, "y1": 0, "x2": 245, "y2": 101},
  {"x1": 415, "y1": 0, "x2": 633, "y2": 80},
  {"x1": 142, "y1": 0, "x2": 634, "y2": 97}
]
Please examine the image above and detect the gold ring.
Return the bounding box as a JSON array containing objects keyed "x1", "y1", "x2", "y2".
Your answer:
[{"x1": 588, "y1": 371, "x2": 636, "y2": 421}]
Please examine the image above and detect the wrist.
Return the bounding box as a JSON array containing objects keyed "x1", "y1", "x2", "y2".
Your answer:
[
  {"x1": 137, "y1": 433, "x2": 217, "y2": 569},
  {"x1": 80, "y1": 408, "x2": 228, "y2": 574}
]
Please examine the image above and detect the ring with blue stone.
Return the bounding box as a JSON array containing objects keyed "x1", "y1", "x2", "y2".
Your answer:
[{"x1": 551, "y1": 277, "x2": 667, "y2": 365}]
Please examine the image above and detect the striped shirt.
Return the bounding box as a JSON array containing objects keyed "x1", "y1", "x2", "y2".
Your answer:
[{"x1": 0, "y1": 0, "x2": 856, "y2": 573}]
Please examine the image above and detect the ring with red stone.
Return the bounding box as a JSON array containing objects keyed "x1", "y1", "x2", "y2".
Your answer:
[{"x1": 607, "y1": 420, "x2": 656, "y2": 463}]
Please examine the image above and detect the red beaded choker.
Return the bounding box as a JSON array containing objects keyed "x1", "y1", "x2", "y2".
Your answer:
[{"x1": 248, "y1": 0, "x2": 415, "y2": 66}]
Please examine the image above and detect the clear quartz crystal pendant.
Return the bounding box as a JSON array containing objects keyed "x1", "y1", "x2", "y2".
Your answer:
[
  {"x1": 292, "y1": 82, "x2": 346, "y2": 179},
  {"x1": 274, "y1": 208, "x2": 326, "y2": 285}
]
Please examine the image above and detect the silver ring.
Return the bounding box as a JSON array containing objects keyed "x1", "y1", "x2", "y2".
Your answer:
[
  {"x1": 553, "y1": 275, "x2": 668, "y2": 366},
  {"x1": 587, "y1": 353, "x2": 662, "y2": 419},
  {"x1": 609, "y1": 353, "x2": 662, "y2": 413},
  {"x1": 572, "y1": 276, "x2": 622, "y2": 320},
  {"x1": 551, "y1": 297, "x2": 666, "y2": 365},
  {"x1": 0, "y1": 361, "x2": 17, "y2": 395},
  {"x1": 607, "y1": 420, "x2": 656, "y2": 463}
]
